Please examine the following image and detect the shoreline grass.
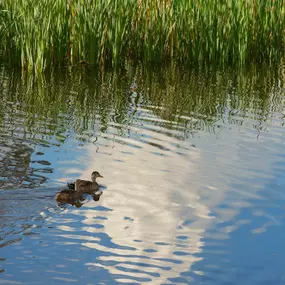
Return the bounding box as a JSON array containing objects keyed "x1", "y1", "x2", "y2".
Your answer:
[{"x1": 1, "y1": 0, "x2": 285, "y2": 72}]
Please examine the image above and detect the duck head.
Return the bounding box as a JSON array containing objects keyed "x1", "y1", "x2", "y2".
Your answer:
[{"x1": 91, "y1": 171, "x2": 103, "y2": 182}]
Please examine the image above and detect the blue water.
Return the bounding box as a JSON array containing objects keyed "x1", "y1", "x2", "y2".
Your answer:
[{"x1": 0, "y1": 65, "x2": 285, "y2": 284}]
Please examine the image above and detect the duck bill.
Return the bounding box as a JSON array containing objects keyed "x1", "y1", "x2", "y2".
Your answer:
[{"x1": 99, "y1": 174, "x2": 103, "y2": 178}]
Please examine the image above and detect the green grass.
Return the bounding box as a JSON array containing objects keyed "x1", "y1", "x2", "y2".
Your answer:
[{"x1": 1, "y1": 0, "x2": 285, "y2": 71}]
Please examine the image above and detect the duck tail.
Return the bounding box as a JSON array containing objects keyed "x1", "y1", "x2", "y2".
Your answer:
[{"x1": 67, "y1": 182, "x2": 75, "y2": 190}]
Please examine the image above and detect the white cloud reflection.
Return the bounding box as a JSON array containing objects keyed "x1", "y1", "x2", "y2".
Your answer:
[{"x1": 56, "y1": 110, "x2": 282, "y2": 283}]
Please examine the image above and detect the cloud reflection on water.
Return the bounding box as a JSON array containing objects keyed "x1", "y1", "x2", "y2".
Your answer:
[{"x1": 58, "y1": 120, "x2": 211, "y2": 284}]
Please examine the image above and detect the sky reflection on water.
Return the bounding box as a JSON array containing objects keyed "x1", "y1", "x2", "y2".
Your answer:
[{"x1": 0, "y1": 64, "x2": 285, "y2": 284}]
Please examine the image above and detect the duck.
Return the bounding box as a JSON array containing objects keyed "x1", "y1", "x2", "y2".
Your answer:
[
  {"x1": 55, "y1": 189, "x2": 84, "y2": 203},
  {"x1": 55, "y1": 189, "x2": 103, "y2": 207},
  {"x1": 67, "y1": 171, "x2": 103, "y2": 194}
]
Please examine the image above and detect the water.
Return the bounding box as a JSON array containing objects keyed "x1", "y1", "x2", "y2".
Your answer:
[{"x1": 0, "y1": 64, "x2": 285, "y2": 284}]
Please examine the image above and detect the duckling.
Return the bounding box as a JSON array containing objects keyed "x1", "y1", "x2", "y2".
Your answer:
[
  {"x1": 55, "y1": 189, "x2": 84, "y2": 203},
  {"x1": 74, "y1": 171, "x2": 103, "y2": 194}
]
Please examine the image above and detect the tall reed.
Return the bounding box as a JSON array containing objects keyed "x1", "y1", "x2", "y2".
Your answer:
[{"x1": 0, "y1": 0, "x2": 285, "y2": 71}]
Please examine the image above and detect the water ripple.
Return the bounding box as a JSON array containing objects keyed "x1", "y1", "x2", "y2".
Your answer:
[{"x1": 1, "y1": 65, "x2": 285, "y2": 284}]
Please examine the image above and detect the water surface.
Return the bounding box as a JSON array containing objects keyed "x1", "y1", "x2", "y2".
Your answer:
[{"x1": 0, "y1": 64, "x2": 285, "y2": 284}]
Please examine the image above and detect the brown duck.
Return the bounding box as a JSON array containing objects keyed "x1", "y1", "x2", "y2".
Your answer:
[
  {"x1": 68, "y1": 171, "x2": 103, "y2": 194},
  {"x1": 55, "y1": 189, "x2": 103, "y2": 207},
  {"x1": 55, "y1": 189, "x2": 84, "y2": 203}
]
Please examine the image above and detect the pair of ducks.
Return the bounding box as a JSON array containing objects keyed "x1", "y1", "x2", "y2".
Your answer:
[{"x1": 55, "y1": 171, "x2": 103, "y2": 204}]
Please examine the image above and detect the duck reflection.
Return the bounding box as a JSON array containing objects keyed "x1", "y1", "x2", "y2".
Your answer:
[{"x1": 55, "y1": 188, "x2": 103, "y2": 208}]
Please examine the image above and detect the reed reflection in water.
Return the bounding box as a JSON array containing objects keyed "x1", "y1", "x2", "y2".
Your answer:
[{"x1": 0, "y1": 64, "x2": 285, "y2": 284}]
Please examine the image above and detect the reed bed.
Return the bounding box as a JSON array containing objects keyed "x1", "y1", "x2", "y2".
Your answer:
[{"x1": 0, "y1": 0, "x2": 285, "y2": 71}]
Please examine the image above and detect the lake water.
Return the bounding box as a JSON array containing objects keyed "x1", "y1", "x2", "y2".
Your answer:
[{"x1": 0, "y1": 64, "x2": 285, "y2": 284}]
